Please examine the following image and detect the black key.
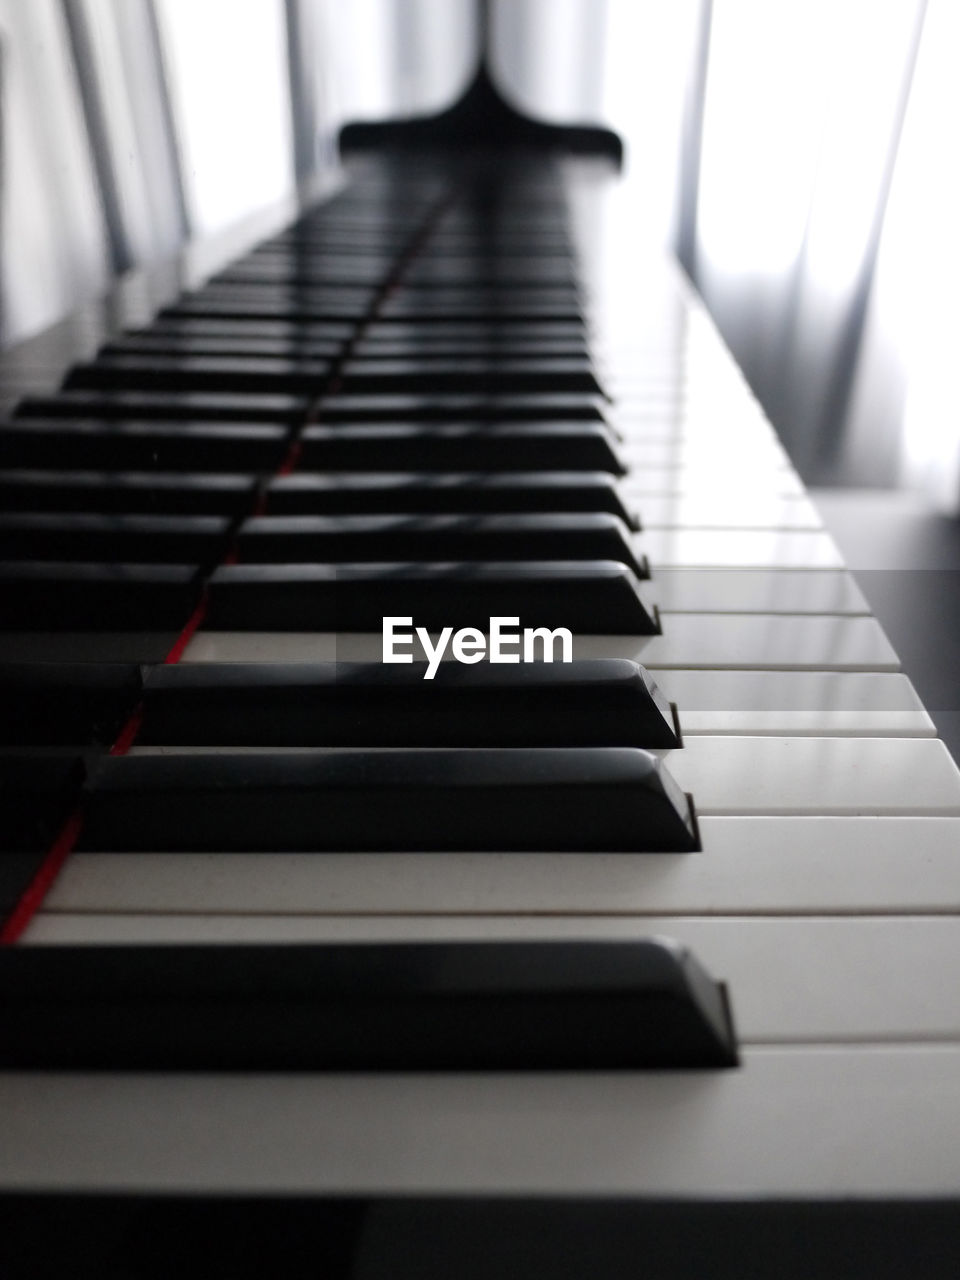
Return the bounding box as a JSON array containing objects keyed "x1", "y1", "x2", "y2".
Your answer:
[
  {"x1": 139, "y1": 659, "x2": 679, "y2": 748},
  {"x1": 0, "y1": 514, "x2": 230, "y2": 565},
  {"x1": 0, "y1": 752, "x2": 85, "y2": 853},
  {"x1": 0, "y1": 420, "x2": 290, "y2": 471},
  {"x1": 142, "y1": 317, "x2": 355, "y2": 343},
  {"x1": 267, "y1": 472, "x2": 637, "y2": 526},
  {"x1": 364, "y1": 321, "x2": 588, "y2": 344},
  {"x1": 80, "y1": 748, "x2": 696, "y2": 852},
  {"x1": 159, "y1": 297, "x2": 373, "y2": 322},
  {"x1": 65, "y1": 355, "x2": 335, "y2": 396},
  {"x1": 0, "y1": 663, "x2": 142, "y2": 746},
  {"x1": 103, "y1": 334, "x2": 344, "y2": 360},
  {"x1": 379, "y1": 298, "x2": 583, "y2": 322},
  {"x1": 316, "y1": 393, "x2": 605, "y2": 422},
  {"x1": 236, "y1": 513, "x2": 646, "y2": 576},
  {"x1": 16, "y1": 390, "x2": 309, "y2": 424},
  {"x1": 0, "y1": 938, "x2": 737, "y2": 1070},
  {"x1": 0, "y1": 470, "x2": 255, "y2": 515},
  {"x1": 353, "y1": 337, "x2": 589, "y2": 358},
  {"x1": 207, "y1": 560, "x2": 658, "y2": 634},
  {"x1": 298, "y1": 422, "x2": 623, "y2": 472},
  {"x1": 337, "y1": 357, "x2": 601, "y2": 394},
  {"x1": 0, "y1": 562, "x2": 199, "y2": 630}
]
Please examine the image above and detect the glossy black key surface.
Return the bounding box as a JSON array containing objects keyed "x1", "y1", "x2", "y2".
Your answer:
[
  {"x1": 0, "y1": 562, "x2": 199, "y2": 630},
  {"x1": 0, "y1": 663, "x2": 141, "y2": 746},
  {"x1": 0, "y1": 514, "x2": 230, "y2": 565},
  {"x1": 159, "y1": 297, "x2": 375, "y2": 322},
  {"x1": 0, "y1": 939, "x2": 737, "y2": 1070},
  {"x1": 16, "y1": 390, "x2": 309, "y2": 424},
  {"x1": 315, "y1": 392, "x2": 605, "y2": 422},
  {"x1": 352, "y1": 336, "x2": 590, "y2": 358},
  {"x1": 142, "y1": 317, "x2": 356, "y2": 343},
  {"x1": 0, "y1": 420, "x2": 290, "y2": 471},
  {"x1": 0, "y1": 470, "x2": 255, "y2": 515},
  {"x1": 235, "y1": 513, "x2": 646, "y2": 575},
  {"x1": 0, "y1": 752, "x2": 85, "y2": 853},
  {"x1": 139, "y1": 659, "x2": 679, "y2": 748},
  {"x1": 299, "y1": 422, "x2": 623, "y2": 472},
  {"x1": 80, "y1": 748, "x2": 696, "y2": 852},
  {"x1": 266, "y1": 472, "x2": 637, "y2": 525},
  {"x1": 103, "y1": 334, "x2": 344, "y2": 360},
  {"x1": 65, "y1": 354, "x2": 336, "y2": 396},
  {"x1": 337, "y1": 356, "x2": 601, "y2": 394},
  {"x1": 206, "y1": 561, "x2": 658, "y2": 634}
]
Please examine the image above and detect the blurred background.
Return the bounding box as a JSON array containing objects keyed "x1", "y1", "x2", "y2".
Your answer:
[{"x1": 1, "y1": 0, "x2": 958, "y2": 726}]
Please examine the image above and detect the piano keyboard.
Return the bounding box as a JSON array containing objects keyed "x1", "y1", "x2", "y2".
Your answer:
[{"x1": 2, "y1": 139, "x2": 960, "y2": 1263}]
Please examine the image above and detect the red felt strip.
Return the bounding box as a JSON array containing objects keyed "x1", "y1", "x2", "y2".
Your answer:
[{"x1": 0, "y1": 807, "x2": 85, "y2": 945}]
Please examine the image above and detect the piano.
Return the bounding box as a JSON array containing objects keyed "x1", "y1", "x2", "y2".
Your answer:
[{"x1": 2, "y1": 6, "x2": 960, "y2": 1274}]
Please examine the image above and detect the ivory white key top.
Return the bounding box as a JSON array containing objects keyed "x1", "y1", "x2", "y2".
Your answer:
[
  {"x1": 636, "y1": 529, "x2": 844, "y2": 568},
  {"x1": 41, "y1": 816, "x2": 960, "y2": 917},
  {"x1": 636, "y1": 493, "x2": 822, "y2": 529},
  {"x1": 658, "y1": 670, "x2": 933, "y2": 736},
  {"x1": 663, "y1": 735, "x2": 960, "y2": 815},
  {"x1": 4, "y1": 1048, "x2": 960, "y2": 1196},
  {"x1": 652, "y1": 569, "x2": 869, "y2": 614}
]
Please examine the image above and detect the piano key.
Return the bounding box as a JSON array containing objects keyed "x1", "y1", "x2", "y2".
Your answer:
[
  {"x1": 65, "y1": 354, "x2": 337, "y2": 396},
  {"x1": 45, "y1": 815, "x2": 960, "y2": 918},
  {"x1": 235, "y1": 514, "x2": 646, "y2": 576},
  {"x1": 16, "y1": 913, "x2": 960, "y2": 1046},
  {"x1": 4, "y1": 1048, "x2": 960, "y2": 1196},
  {"x1": 297, "y1": 422, "x2": 625, "y2": 472},
  {"x1": 15, "y1": 390, "x2": 310, "y2": 424},
  {"x1": 636, "y1": 530, "x2": 844, "y2": 569},
  {"x1": 206, "y1": 561, "x2": 659, "y2": 635},
  {"x1": 0, "y1": 419, "x2": 290, "y2": 471},
  {"x1": 265, "y1": 472, "x2": 637, "y2": 524},
  {"x1": 363, "y1": 321, "x2": 589, "y2": 344},
  {"x1": 0, "y1": 751, "x2": 85, "y2": 852},
  {"x1": 634, "y1": 493, "x2": 822, "y2": 530},
  {"x1": 651, "y1": 569, "x2": 869, "y2": 614},
  {"x1": 663, "y1": 735, "x2": 960, "y2": 815},
  {"x1": 0, "y1": 514, "x2": 230, "y2": 565},
  {"x1": 0, "y1": 662, "x2": 142, "y2": 746},
  {"x1": 77, "y1": 748, "x2": 698, "y2": 853},
  {"x1": 159, "y1": 297, "x2": 375, "y2": 322},
  {"x1": 142, "y1": 317, "x2": 355, "y2": 343},
  {"x1": 0, "y1": 469, "x2": 256, "y2": 515},
  {"x1": 102, "y1": 334, "x2": 345, "y2": 360},
  {"x1": 336, "y1": 357, "x2": 602, "y2": 394},
  {"x1": 314, "y1": 393, "x2": 606, "y2": 422},
  {"x1": 0, "y1": 939, "x2": 736, "y2": 1071},
  {"x1": 0, "y1": 562, "x2": 199, "y2": 630},
  {"x1": 352, "y1": 337, "x2": 590, "y2": 358},
  {"x1": 198, "y1": 613, "x2": 899, "y2": 669},
  {"x1": 623, "y1": 467, "x2": 807, "y2": 497},
  {"x1": 659, "y1": 670, "x2": 934, "y2": 736},
  {"x1": 137, "y1": 659, "x2": 679, "y2": 748}
]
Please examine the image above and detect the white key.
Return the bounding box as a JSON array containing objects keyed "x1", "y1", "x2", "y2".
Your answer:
[
  {"x1": 652, "y1": 569, "x2": 868, "y2": 614},
  {"x1": 637, "y1": 493, "x2": 822, "y2": 529},
  {"x1": 636, "y1": 529, "x2": 844, "y2": 568},
  {"x1": 622, "y1": 467, "x2": 806, "y2": 496},
  {"x1": 6, "y1": 1048, "x2": 959, "y2": 1195},
  {"x1": 43, "y1": 816, "x2": 960, "y2": 918},
  {"x1": 665, "y1": 735, "x2": 960, "y2": 815},
  {"x1": 658, "y1": 670, "x2": 933, "y2": 735}
]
